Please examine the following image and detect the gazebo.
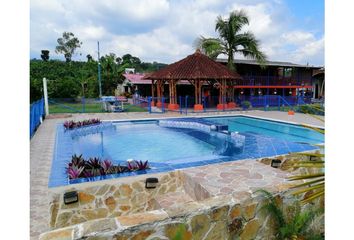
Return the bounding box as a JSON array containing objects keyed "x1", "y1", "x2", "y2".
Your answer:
[{"x1": 144, "y1": 49, "x2": 242, "y2": 111}]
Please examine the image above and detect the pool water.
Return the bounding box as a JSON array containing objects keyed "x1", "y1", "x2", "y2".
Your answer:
[
  {"x1": 73, "y1": 124, "x2": 215, "y2": 163},
  {"x1": 207, "y1": 116, "x2": 324, "y2": 144},
  {"x1": 49, "y1": 116, "x2": 323, "y2": 187}
]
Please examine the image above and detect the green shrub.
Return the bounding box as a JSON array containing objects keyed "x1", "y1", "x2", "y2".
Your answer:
[
  {"x1": 241, "y1": 100, "x2": 251, "y2": 109},
  {"x1": 298, "y1": 104, "x2": 324, "y2": 116}
]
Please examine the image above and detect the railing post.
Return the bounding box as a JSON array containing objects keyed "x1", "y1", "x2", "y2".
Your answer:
[
  {"x1": 278, "y1": 96, "x2": 280, "y2": 111},
  {"x1": 148, "y1": 96, "x2": 151, "y2": 113},
  {"x1": 162, "y1": 97, "x2": 165, "y2": 113},
  {"x1": 185, "y1": 96, "x2": 188, "y2": 115},
  {"x1": 179, "y1": 96, "x2": 182, "y2": 114},
  {"x1": 202, "y1": 96, "x2": 206, "y2": 112},
  {"x1": 263, "y1": 95, "x2": 266, "y2": 111}
]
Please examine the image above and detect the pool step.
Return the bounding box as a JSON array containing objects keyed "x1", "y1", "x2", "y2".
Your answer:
[{"x1": 153, "y1": 191, "x2": 196, "y2": 210}]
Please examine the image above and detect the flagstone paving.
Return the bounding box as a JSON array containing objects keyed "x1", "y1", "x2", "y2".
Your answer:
[{"x1": 30, "y1": 110, "x2": 323, "y2": 239}]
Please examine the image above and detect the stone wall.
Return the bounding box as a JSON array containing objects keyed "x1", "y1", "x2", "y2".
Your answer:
[
  {"x1": 49, "y1": 171, "x2": 184, "y2": 229},
  {"x1": 40, "y1": 192, "x2": 288, "y2": 240}
]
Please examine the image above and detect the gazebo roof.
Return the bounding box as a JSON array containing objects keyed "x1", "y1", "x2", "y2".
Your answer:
[{"x1": 144, "y1": 49, "x2": 241, "y2": 80}]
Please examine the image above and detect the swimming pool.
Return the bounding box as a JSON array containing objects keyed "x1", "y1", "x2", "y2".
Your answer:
[{"x1": 49, "y1": 116, "x2": 323, "y2": 187}]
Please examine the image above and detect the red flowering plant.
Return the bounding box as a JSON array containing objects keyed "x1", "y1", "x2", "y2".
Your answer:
[
  {"x1": 67, "y1": 155, "x2": 150, "y2": 180},
  {"x1": 63, "y1": 119, "x2": 101, "y2": 130}
]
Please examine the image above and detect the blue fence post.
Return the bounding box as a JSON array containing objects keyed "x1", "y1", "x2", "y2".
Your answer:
[
  {"x1": 162, "y1": 97, "x2": 165, "y2": 113},
  {"x1": 202, "y1": 96, "x2": 206, "y2": 112},
  {"x1": 185, "y1": 96, "x2": 188, "y2": 115},
  {"x1": 179, "y1": 96, "x2": 182, "y2": 114},
  {"x1": 148, "y1": 97, "x2": 151, "y2": 113}
]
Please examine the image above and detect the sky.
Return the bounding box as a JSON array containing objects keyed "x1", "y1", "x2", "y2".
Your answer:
[{"x1": 30, "y1": 0, "x2": 324, "y2": 66}]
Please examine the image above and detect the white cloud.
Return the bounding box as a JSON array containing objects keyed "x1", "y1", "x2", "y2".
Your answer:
[
  {"x1": 30, "y1": 0, "x2": 324, "y2": 66},
  {"x1": 291, "y1": 37, "x2": 324, "y2": 64},
  {"x1": 282, "y1": 31, "x2": 316, "y2": 45}
]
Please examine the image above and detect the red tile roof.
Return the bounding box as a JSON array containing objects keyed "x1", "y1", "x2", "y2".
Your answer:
[
  {"x1": 144, "y1": 49, "x2": 241, "y2": 80},
  {"x1": 123, "y1": 73, "x2": 150, "y2": 84},
  {"x1": 123, "y1": 74, "x2": 197, "y2": 85}
]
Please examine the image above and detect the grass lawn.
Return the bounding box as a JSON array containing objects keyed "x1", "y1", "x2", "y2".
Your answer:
[{"x1": 49, "y1": 102, "x2": 147, "y2": 113}]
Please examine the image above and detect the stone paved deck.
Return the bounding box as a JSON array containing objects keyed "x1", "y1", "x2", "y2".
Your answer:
[
  {"x1": 30, "y1": 110, "x2": 323, "y2": 239},
  {"x1": 182, "y1": 159, "x2": 293, "y2": 203}
]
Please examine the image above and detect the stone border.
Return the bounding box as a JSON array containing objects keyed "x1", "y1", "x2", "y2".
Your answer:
[{"x1": 40, "y1": 190, "x2": 294, "y2": 240}]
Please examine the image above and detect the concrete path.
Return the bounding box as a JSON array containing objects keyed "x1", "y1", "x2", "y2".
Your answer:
[{"x1": 30, "y1": 110, "x2": 324, "y2": 239}]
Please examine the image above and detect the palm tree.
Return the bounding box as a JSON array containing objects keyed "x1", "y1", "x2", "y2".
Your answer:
[
  {"x1": 256, "y1": 189, "x2": 324, "y2": 240},
  {"x1": 288, "y1": 108, "x2": 325, "y2": 204},
  {"x1": 196, "y1": 10, "x2": 267, "y2": 102},
  {"x1": 196, "y1": 10, "x2": 267, "y2": 71}
]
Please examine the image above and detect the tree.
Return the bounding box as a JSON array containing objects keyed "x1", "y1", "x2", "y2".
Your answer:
[
  {"x1": 196, "y1": 10, "x2": 267, "y2": 102},
  {"x1": 196, "y1": 10, "x2": 266, "y2": 71},
  {"x1": 115, "y1": 57, "x2": 122, "y2": 65},
  {"x1": 55, "y1": 32, "x2": 82, "y2": 62},
  {"x1": 100, "y1": 53, "x2": 129, "y2": 95},
  {"x1": 41, "y1": 50, "x2": 50, "y2": 61},
  {"x1": 86, "y1": 54, "x2": 93, "y2": 62}
]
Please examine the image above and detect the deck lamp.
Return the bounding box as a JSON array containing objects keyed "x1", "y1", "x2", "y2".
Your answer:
[
  {"x1": 145, "y1": 177, "x2": 159, "y2": 189},
  {"x1": 258, "y1": 89, "x2": 262, "y2": 95},
  {"x1": 63, "y1": 191, "x2": 78, "y2": 205},
  {"x1": 273, "y1": 89, "x2": 277, "y2": 94},
  {"x1": 289, "y1": 90, "x2": 292, "y2": 95},
  {"x1": 240, "y1": 89, "x2": 244, "y2": 95},
  {"x1": 271, "y1": 159, "x2": 282, "y2": 168}
]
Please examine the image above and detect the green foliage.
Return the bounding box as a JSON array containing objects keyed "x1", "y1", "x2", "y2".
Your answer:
[
  {"x1": 256, "y1": 189, "x2": 324, "y2": 240},
  {"x1": 241, "y1": 100, "x2": 251, "y2": 109},
  {"x1": 196, "y1": 10, "x2": 267, "y2": 71},
  {"x1": 288, "y1": 153, "x2": 325, "y2": 204},
  {"x1": 55, "y1": 32, "x2": 82, "y2": 62},
  {"x1": 30, "y1": 60, "x2": 97, "y2": 102},
  {"x1": 40, "y1": 50, "x2": 50, "y2": 61},
  {"x1": 100, "y1": 53, "x2": 128, "y2": 95},
  {"x1": 298, "y1": 104, "x2": 324, "y2": 116},
  {"x1": 30, "y1": 53, "x2": 167, "y2": 102}
]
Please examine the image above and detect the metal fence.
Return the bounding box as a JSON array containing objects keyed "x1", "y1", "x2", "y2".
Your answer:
[
  {"x1": 30, "y1": 98, "x2": 45, "y2": 138},
  {"x1": 139, "y1": 95, "x2": 316, "y2": 115},
  {"x1": 48, "y1": 97, "x2": 149, "y2": 113}
]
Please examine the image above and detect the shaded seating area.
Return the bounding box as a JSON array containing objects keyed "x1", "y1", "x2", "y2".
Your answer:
[{"x1": 144, "y1": 49, "x2": 241, "y2": 111}]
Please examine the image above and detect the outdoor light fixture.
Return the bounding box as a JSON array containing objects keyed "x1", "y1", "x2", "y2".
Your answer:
[
  {"x1": 273, "y1": 89, "x2": 277, "y2": 94},
  {"x1": 240, "y1": 89, "x2": 244, "y2": 95},
  {"x1": 258, "y1": 89, "x2": 262, "y2": 95},
  {"x1": 271, "y1": 159, "x2": 282, "y2": 168},
  {"x1": 145, "y1": 177, "x2": 159, "y2": 189},
  {"x1": 289, "y1": 90, "x2": 292, "y2": 95},
  {"x1": 63, "y1": 191, "x2": 78, "y2": 205}
]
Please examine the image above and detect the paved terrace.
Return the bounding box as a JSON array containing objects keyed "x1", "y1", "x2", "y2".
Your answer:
[{"x1": 30, "y1": 110, "x2": 324, "y2": 239}]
